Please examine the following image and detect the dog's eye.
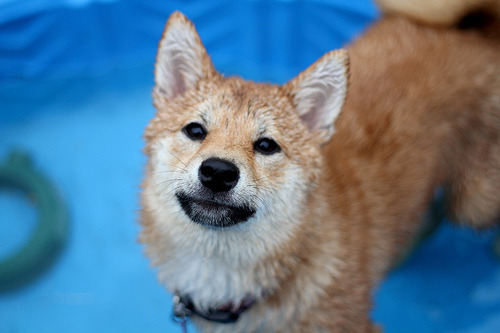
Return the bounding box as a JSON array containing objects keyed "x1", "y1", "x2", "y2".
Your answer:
[
  {"x1": 254, "y1": 138, "x2": 281, "y2": 155},
  {"x1": 182, "y1": 122, "x2": 207, "y2": 141}
]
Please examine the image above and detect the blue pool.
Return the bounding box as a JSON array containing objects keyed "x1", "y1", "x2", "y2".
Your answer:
[{"x1": 1, "y1": 1, "x2": 499, "y2": 332}]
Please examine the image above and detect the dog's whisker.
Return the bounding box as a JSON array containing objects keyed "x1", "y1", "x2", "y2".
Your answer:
[
  {"x1": 158, "y1": 162, "x2": 187, "y2": 172},
  {"x1": 157, "y1": 185, "x2": 183, "y2": 199},
  {"x1": 151, "y1": 168, "x2": 185, "y2": 175},
  {"x1": 187, "y1": 103, "x2": 205, "y2": 115},
  {"x1": 179, "y1": 219, "x2": 195, "y2": 238},
  {"x1": 248, "y1": 184, "x2": 273, "y2": 193},
  {"x1": 159, "y1": 142, "x2": 188, "y2": 168},
  {"x1": 152, "y1": 178, "x2": 181, "y2": 191},
  {"x1": 254, "y1": 170, "x2": 286, "y2": 183}
]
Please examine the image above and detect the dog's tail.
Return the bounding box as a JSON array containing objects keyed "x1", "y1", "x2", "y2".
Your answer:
[{"x1": 376, "y1": 0, "x2": 500, "y2": 38}]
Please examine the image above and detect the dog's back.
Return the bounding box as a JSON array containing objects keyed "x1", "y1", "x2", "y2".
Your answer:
[{"x1": 328, "y1": 13, "x2": 500, "y2": 281}]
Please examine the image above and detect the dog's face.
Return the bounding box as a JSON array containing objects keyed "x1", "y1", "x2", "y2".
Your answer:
[
  {"x1": 146, "y1": 77, "x2": 321, "y2": 230},
  {"x1": 140, "y1": 11, "x2": 348, "y2": 309}
]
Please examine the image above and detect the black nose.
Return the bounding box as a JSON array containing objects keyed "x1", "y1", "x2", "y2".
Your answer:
[{"x1": 199, "y1": 158, "x2": 240, "y2": 193}]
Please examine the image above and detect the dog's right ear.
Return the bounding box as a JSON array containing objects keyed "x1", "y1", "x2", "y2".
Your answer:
[{"x1": 154, "y1": 12, "x2": 215, "y2": 100}]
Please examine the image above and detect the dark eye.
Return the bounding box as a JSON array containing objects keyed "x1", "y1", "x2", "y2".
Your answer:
[
  {"x1": 254, "y1": 138, "x2": 281, "y2": 155},
  {"x1": 182, "y1": 122, "x2": 207, "y2": 141}
]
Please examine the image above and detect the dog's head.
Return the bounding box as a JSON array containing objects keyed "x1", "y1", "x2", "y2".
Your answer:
[{"x1": 142, "y1": 11, "x2": 348, "y2": 256}]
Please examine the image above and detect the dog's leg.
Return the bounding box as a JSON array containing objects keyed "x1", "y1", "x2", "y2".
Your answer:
[{"x1": 447, "y1": 141, "x2": 500, "y2": 228}]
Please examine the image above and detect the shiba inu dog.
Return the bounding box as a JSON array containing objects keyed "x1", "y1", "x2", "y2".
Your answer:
[{"x1": 140, "y1": 1, "x2": 500, "y2": 331}]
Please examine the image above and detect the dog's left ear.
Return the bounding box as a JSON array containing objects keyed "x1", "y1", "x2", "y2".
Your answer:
[
  {"x1": 154, "y1": 11, "x2": 215, "y2": 101},
  {"x1": 285, "y1": 49, "x2": 349, "y2": 144}
]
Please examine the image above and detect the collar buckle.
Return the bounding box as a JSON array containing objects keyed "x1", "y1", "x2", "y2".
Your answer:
[{"x1": 172, "y1": 295, "x2": 191, "y2": 333}]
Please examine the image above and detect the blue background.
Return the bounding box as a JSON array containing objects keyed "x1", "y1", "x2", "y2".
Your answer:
[{"x1": 0, "y1": 1, "x2": 499, "y2": 332}]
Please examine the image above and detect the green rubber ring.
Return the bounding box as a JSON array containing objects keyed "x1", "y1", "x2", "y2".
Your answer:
[{"x1": 0, "y1": 150, "x2": 69, "y2": 292}]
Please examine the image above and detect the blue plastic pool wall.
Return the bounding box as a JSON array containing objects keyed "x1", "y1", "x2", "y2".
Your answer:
[{"x1": 0, "y1": 1, "x2": 499, "y2": 332}]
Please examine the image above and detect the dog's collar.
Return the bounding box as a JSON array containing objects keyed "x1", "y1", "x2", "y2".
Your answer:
[{"x1": 172, "y1": 294, "x2": 255, "y2": 325}]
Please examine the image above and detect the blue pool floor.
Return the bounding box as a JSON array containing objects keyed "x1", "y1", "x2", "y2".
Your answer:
[{"x1": 1, "y1": 62, "x2": 499, "y2": 333}]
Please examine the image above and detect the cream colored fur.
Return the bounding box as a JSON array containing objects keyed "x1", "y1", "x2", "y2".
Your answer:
[{"x1": 377, "y1": 0, "x2": 500, "y2": 25}]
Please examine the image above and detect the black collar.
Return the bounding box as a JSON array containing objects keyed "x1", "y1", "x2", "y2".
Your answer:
[{"x1": 173, "y1": 294, "x2": 255, "y2": 324}]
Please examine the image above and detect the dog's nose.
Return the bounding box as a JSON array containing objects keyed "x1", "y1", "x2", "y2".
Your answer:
[{"x1": 199, "y1": 158, "x2": 240, "y2": 193}]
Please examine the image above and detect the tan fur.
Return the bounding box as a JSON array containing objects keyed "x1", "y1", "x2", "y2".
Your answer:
[
  {"x1": 377, "y1": 0, "x2": 500, "y2": 26},
  {"x1": 140, "y1": 8, "x2": 500, "y2": 333}
]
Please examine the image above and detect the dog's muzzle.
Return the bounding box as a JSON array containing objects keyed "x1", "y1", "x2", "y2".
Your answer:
[{"x1": 176, "y1": 192, "x2": 256, "y2": 228}]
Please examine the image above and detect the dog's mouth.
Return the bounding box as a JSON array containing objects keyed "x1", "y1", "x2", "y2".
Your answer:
[{"x1": 176, "y1": 192, "x2": 256, "y2": 228}]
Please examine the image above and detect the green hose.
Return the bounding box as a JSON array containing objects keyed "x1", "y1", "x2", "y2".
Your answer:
[{"x1": 0, "y1": 150, "x2": 69, "y2": 292}]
